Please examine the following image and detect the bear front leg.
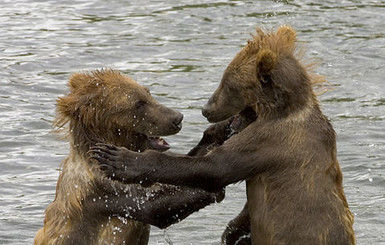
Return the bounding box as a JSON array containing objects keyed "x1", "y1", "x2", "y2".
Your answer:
[
  {"x1": 84, "y1": 182, "x2": 223, "y2": 229},
  {"x1": 221, "y1": 202, "x2": 251, "y2": 245},
  {"x1": 88, "y1": 144, "x2": 152, "y2": 185},
  {"x1": 89, "y1": 138, "x2": 269, "y2": 193}
]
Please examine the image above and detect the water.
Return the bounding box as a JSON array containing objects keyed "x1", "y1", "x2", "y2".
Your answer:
[{"x1": 0, "y1": 0, "x2": 384, "y2": 244}]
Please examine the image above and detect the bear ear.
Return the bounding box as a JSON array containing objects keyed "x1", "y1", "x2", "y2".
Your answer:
[
  {"x1": 256, "y1": 49, "x2": 277, "y2": 82},
  {"x1": 68, "y1": 73, "x2": 89, "y2": 92},
  {"x1": 276, "y1": 25, "x2": 296, "y2": 47},
  {"x1": 56, "y1": 95, "x2": 78, "y2": 120}
]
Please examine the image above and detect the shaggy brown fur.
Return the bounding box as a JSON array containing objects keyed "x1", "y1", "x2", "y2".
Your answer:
[
  {"x1": 35, "y1": 70, "x2": 221, "y2": 245},
  {"x1": 90, "y1": 27, "x2": 355, "y2": 244}
]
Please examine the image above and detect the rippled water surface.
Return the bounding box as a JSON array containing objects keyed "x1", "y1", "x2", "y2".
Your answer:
[{"x1": 1, "y1": 0, "x2": 384, "y2": 244}]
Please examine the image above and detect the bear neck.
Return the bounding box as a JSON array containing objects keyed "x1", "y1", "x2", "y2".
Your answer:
[
  {"x1": 256, "y1": 88, "x2": 318, "y2": 120},
  {"x1": 68, "y1": 121, "x2": 147, "y2": 159}
]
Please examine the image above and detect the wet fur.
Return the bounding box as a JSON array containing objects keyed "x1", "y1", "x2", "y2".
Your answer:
[
  {"x1": 91, "y1": 27, "x2": 355, "y2": 245},
  {"x1": 35, "y1": 70, "x2": 220, "y2": 245}
]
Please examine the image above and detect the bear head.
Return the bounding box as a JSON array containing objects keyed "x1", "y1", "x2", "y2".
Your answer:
[
  {"x1": 54, "y1": 69, "x2": 183, "y2": 153},
  {"x1": 202, "y1": 26, "x2": 317, "y2": 122}
]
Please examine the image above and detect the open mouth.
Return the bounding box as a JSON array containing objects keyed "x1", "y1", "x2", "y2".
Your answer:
[{"x1": 148, "y1": 136, "x2": 170, "y2": 152}]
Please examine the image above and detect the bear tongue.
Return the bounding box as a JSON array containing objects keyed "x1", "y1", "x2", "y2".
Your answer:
[{"x1": 149, "y1": 137, "x2": 170, "y2": 152}]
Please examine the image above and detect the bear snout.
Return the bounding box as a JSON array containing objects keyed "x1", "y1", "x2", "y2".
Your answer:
[
  {"x1": 172, "y1": 112, "x2": 183, "y2": 129},
  {"x1": 202, "y1": 103, "x2": 211, "y2": 119},
  {"x1": 202, "y1": 103, "x2": 220, "y2": 123}
]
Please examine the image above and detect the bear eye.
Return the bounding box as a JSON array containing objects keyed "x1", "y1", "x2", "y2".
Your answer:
[{"x1": 135, "y1": 100, "x2": 147, "y2": 109}]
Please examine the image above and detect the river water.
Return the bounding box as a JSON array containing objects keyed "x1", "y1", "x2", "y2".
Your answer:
[{"x1": 0, "y1": 0, "x2": 384, "y2": 244}]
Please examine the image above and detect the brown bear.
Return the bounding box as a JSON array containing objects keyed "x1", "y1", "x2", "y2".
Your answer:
[
  {"x1": 89, "y1": 26, "x2": 356, "y2": 244},
  {"x1": 34, "y1": 69, "x2": 223, "y2": 245}
]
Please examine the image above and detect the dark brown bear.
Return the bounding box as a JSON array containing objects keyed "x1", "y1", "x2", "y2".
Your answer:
[
  {"x1": 90, "y1": 27, "x2": 356, "y2": 245},
  {"x1": 35, "y1": 70, "x2": 223, "y2": 245}
]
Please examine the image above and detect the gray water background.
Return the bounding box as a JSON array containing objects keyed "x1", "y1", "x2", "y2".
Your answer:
[{"x1": 0, "y1": 0, "x2": 384, "y2": 244}]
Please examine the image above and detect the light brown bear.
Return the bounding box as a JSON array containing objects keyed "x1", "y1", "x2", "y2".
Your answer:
[
  {"x1": 90, "y1": 27, "x2": 356, "y2": 244},
  {"x1": 34, "y1": 69, "x2": 223, "y2": 245}
]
